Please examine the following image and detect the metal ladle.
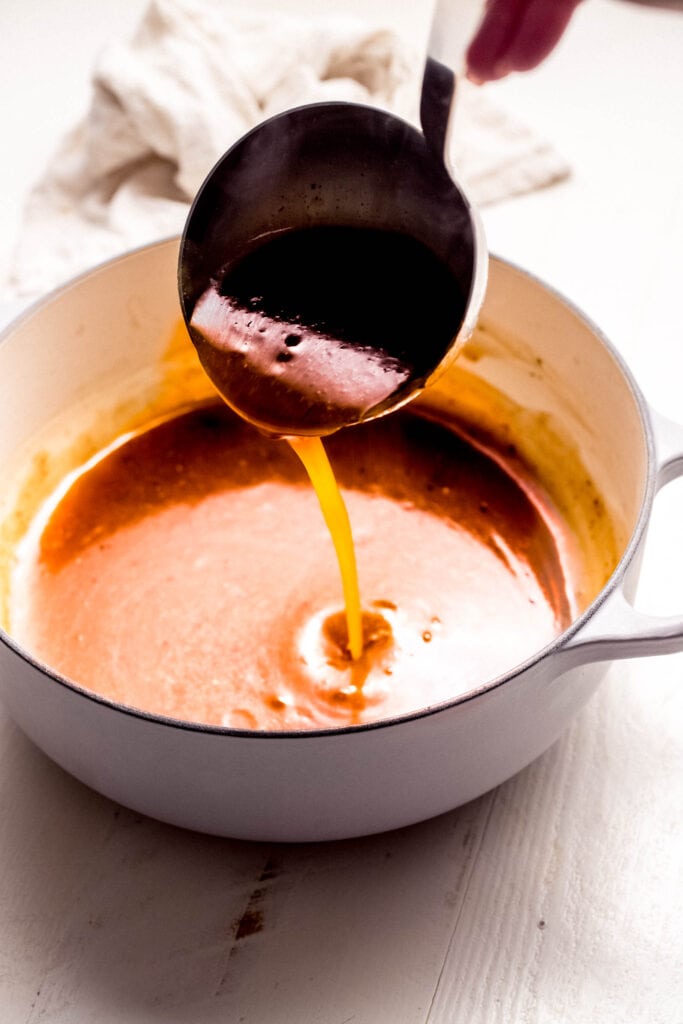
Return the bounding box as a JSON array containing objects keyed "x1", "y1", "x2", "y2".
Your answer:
[{"x1": 178, "y1": 0, "x2": 487, "y2": 436}]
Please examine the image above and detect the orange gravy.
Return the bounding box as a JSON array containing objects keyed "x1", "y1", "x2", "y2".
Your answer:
[
  {"x1": 288, "y1": 435, "x2": 364, "y2": 660},
  {"x1": 11, "y1": 402, "x2": 573, "y2": 730}
]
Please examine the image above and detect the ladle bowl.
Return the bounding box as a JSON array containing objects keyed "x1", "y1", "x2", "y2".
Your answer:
[
  {"x1": 1, "y1": 240, "x2": 683, "y2": 841},
  {"x1": 178, "y1": 0, "x2": 488, "y2": 434},
  {"x1": 178, "y1": 101, "x2": 487, "y2": 434}
]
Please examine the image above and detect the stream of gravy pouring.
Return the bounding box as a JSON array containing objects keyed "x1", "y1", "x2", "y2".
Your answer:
[{"x1": 188, "y1": 226, "x2": 466, "y2": 679}]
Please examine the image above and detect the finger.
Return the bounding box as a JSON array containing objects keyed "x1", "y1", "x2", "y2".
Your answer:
[
  {"x1": 465, "y1": 0, "x2": 528, "y2": 83},
  {"x1": 465, "y1": 0, "x2": 583, "y2": 83},
  {"x1": 500, "y1": 0, "x2": 583, "y2": 73}
]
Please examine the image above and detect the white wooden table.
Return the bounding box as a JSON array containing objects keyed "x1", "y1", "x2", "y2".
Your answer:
[{"x1": 1, "y1": 2, "x2": 682, "y2": 1021}]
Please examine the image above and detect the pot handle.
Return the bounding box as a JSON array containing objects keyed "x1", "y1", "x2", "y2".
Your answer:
[{"x1": 561, "y1": 408, "x2": 683, "y2": 665}]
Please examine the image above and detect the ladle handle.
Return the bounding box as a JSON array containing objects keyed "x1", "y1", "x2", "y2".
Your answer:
[
  {"x1": 560, "y1": 409, "x2": 683, "y2": 665},
  {"x1": 420, "y1": 0, "x2": 485, "y2": 158}
]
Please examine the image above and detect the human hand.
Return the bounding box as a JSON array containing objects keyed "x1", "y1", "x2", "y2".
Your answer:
[{"x1": 465, "y1": 0, "x2": 583, "y2": 83}]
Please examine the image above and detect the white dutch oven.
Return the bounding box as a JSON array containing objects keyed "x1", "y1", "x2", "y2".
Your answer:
[{"x1": 0, "y1": 238, "x2": 682, "y2": 842}]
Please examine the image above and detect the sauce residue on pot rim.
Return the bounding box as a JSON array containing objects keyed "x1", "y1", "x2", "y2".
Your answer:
[{"x1": 9, "y1": 401, "x2": 575, "y2": 730}]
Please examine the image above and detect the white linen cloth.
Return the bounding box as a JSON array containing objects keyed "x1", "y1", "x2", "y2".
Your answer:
[{"x1": 5, "y1": 0, "x2": 570, "y2": 299}]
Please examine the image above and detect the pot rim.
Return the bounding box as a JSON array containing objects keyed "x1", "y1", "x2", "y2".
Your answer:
[{"x1": 0, "y1": 237, "x2": 657, "y2": 740}]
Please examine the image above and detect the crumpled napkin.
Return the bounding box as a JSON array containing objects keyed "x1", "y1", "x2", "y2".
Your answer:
[{"x1": 5, "y1": 0, "x2": 570, "y2": 299}]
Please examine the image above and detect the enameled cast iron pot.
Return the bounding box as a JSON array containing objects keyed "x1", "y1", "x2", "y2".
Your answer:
[{"x1": 1, "y1": 238, "x2": 682, "y2": 842}]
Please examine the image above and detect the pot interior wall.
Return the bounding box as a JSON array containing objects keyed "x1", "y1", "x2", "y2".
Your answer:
[
  {"x1": 419, "y1": 259, "x2": 649, "y2": 614},
  {"x1": 0, "y1": 241, "x2": 648, "y2": 633}
]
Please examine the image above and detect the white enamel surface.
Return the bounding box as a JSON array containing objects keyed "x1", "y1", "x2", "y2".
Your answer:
[
  {"x1": 0, "y1": 638, "x2": 608, "y2": 842},
  {"x1": 468, "y1": 260, "x2": 651, "y2": 538},
  {"x1": 0, "y1": 245, "x2": 179, "y2": 455}
]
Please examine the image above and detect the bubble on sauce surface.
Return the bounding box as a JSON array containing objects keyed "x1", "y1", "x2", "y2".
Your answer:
[{"x1": 221, "y1": 708, "x2": 259, "y2": 730}]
